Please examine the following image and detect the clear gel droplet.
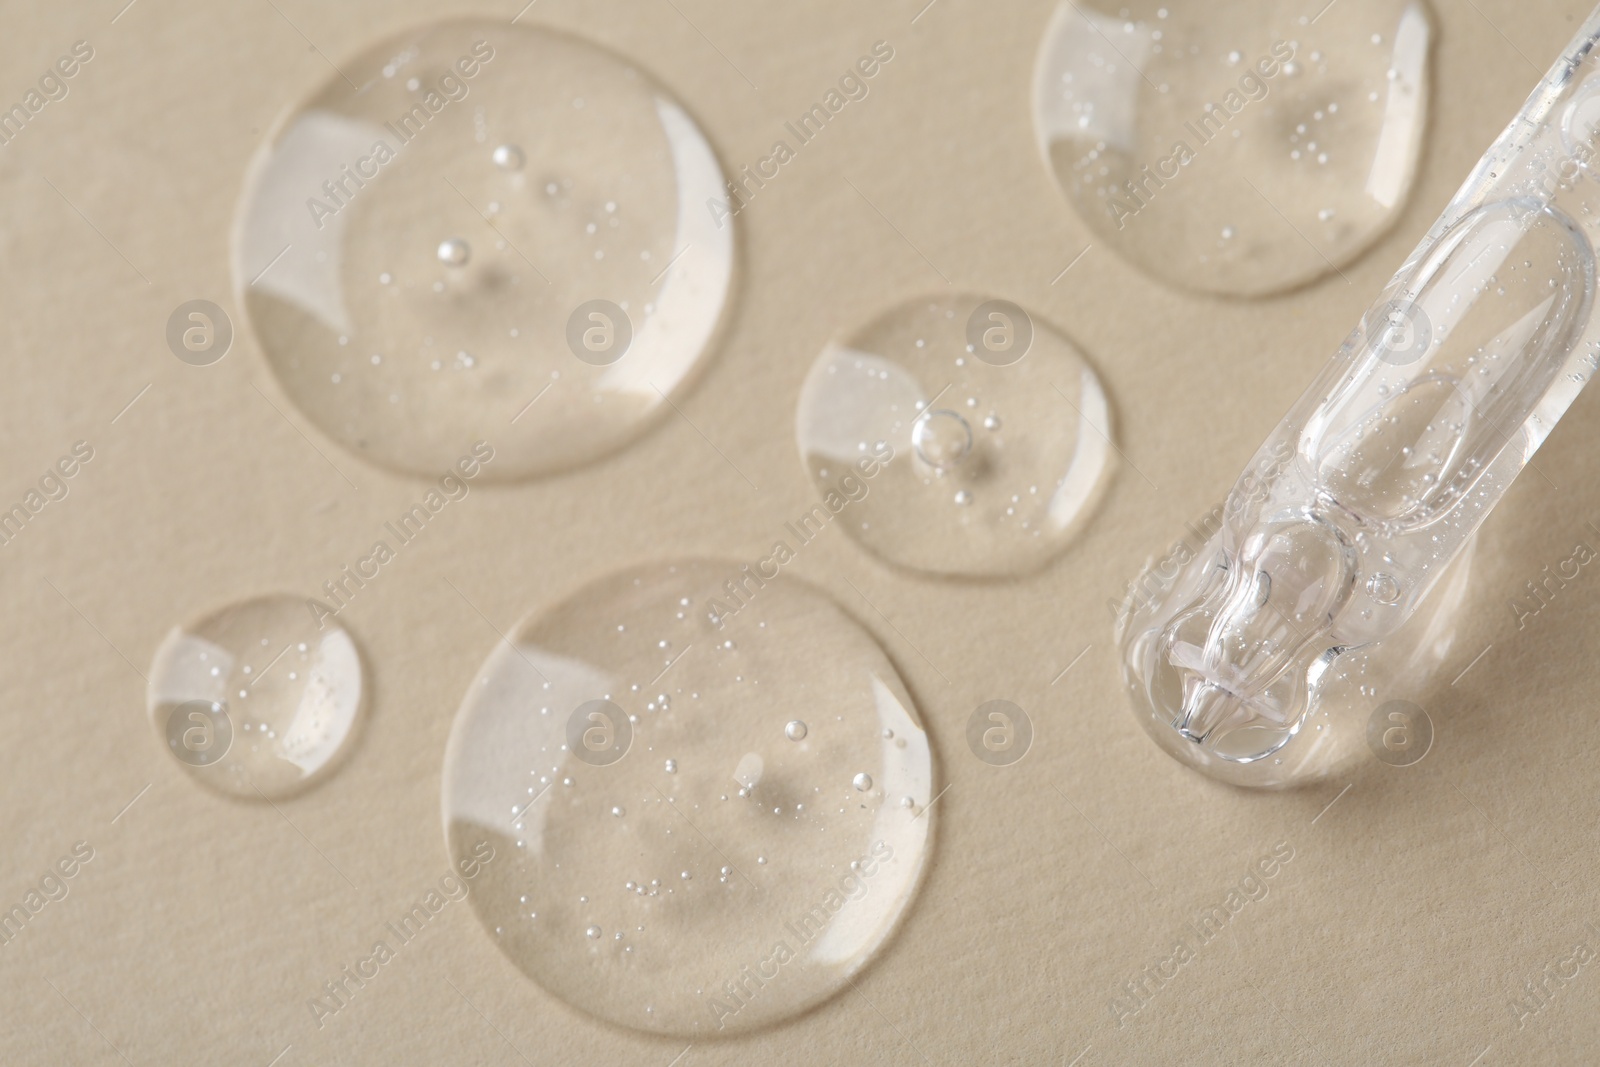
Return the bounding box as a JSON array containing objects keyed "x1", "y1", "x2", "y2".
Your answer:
[
  {"x1": 797, "y1": 293, "x2": 1115, "y2": 576},
  {"x1": 1033, "y1": 0, "x2": 1432, "y2": 295},
  {"x1": 785, "y1": 719, "x2": 808, "y2": 741},
  {"x1": 442, "y1": 561, "x2": 934, "y2": 1037},
  {"x1": 235, "y1": 20, "x2": 735, "y2": 481},
  {"x1": 148, "y1": 594, "x2": 364, "y2": 798}
]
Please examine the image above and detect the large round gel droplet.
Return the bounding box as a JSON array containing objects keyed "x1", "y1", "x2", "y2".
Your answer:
[
  {"x1": 442, "y1": 561, "x2": 934, "y2": 1037},
  {"x1": 1033, "y1": 0, "x2": 1432, "y2": 295},
  {"x1": 148, "y1": 595, "x2": 364, "y2": 798},
  {"x1": 234, "y1": 20, "x2": 735, "y2": 480},
  {"x1": 797, "y1": 293, "x2": 1116, "y2": 577}
]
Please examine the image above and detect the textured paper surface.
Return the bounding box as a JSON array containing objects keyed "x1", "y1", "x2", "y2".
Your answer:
[{"x1": 1, "y1": 0, "x2": 1598, "y2": 1063}]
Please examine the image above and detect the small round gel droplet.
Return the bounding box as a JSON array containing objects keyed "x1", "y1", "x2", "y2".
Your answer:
[
  {"x1": 436, "y1": 238, "x2": 471, "y2": 267},
  {"x1": 148, "y1": 594, "x2": 364, "y2": 799},
  {"x1": 785, "y1": 720, "x2": 808, "y2": 741},
  {"x1": 798, "y1": 293, "x2": 1114, "y2": 576}
]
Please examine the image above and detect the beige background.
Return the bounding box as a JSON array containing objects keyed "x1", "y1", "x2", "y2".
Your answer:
[{"x1": 1, "y1": 0, "x2": 1597, "y2": 1063}]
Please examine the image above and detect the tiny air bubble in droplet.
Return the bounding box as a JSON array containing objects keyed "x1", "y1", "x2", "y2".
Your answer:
[
  {"x1": 492, "y1": 144, "x2": 525, "y2": 171},
  {"x1": 436, "y1": 238, "x2": 470, "y2": 266}
]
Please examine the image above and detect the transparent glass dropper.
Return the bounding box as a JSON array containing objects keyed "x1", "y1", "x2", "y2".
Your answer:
[{"x1": 1119, "y1": 6, "x2": 1600, "y2": 787}]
